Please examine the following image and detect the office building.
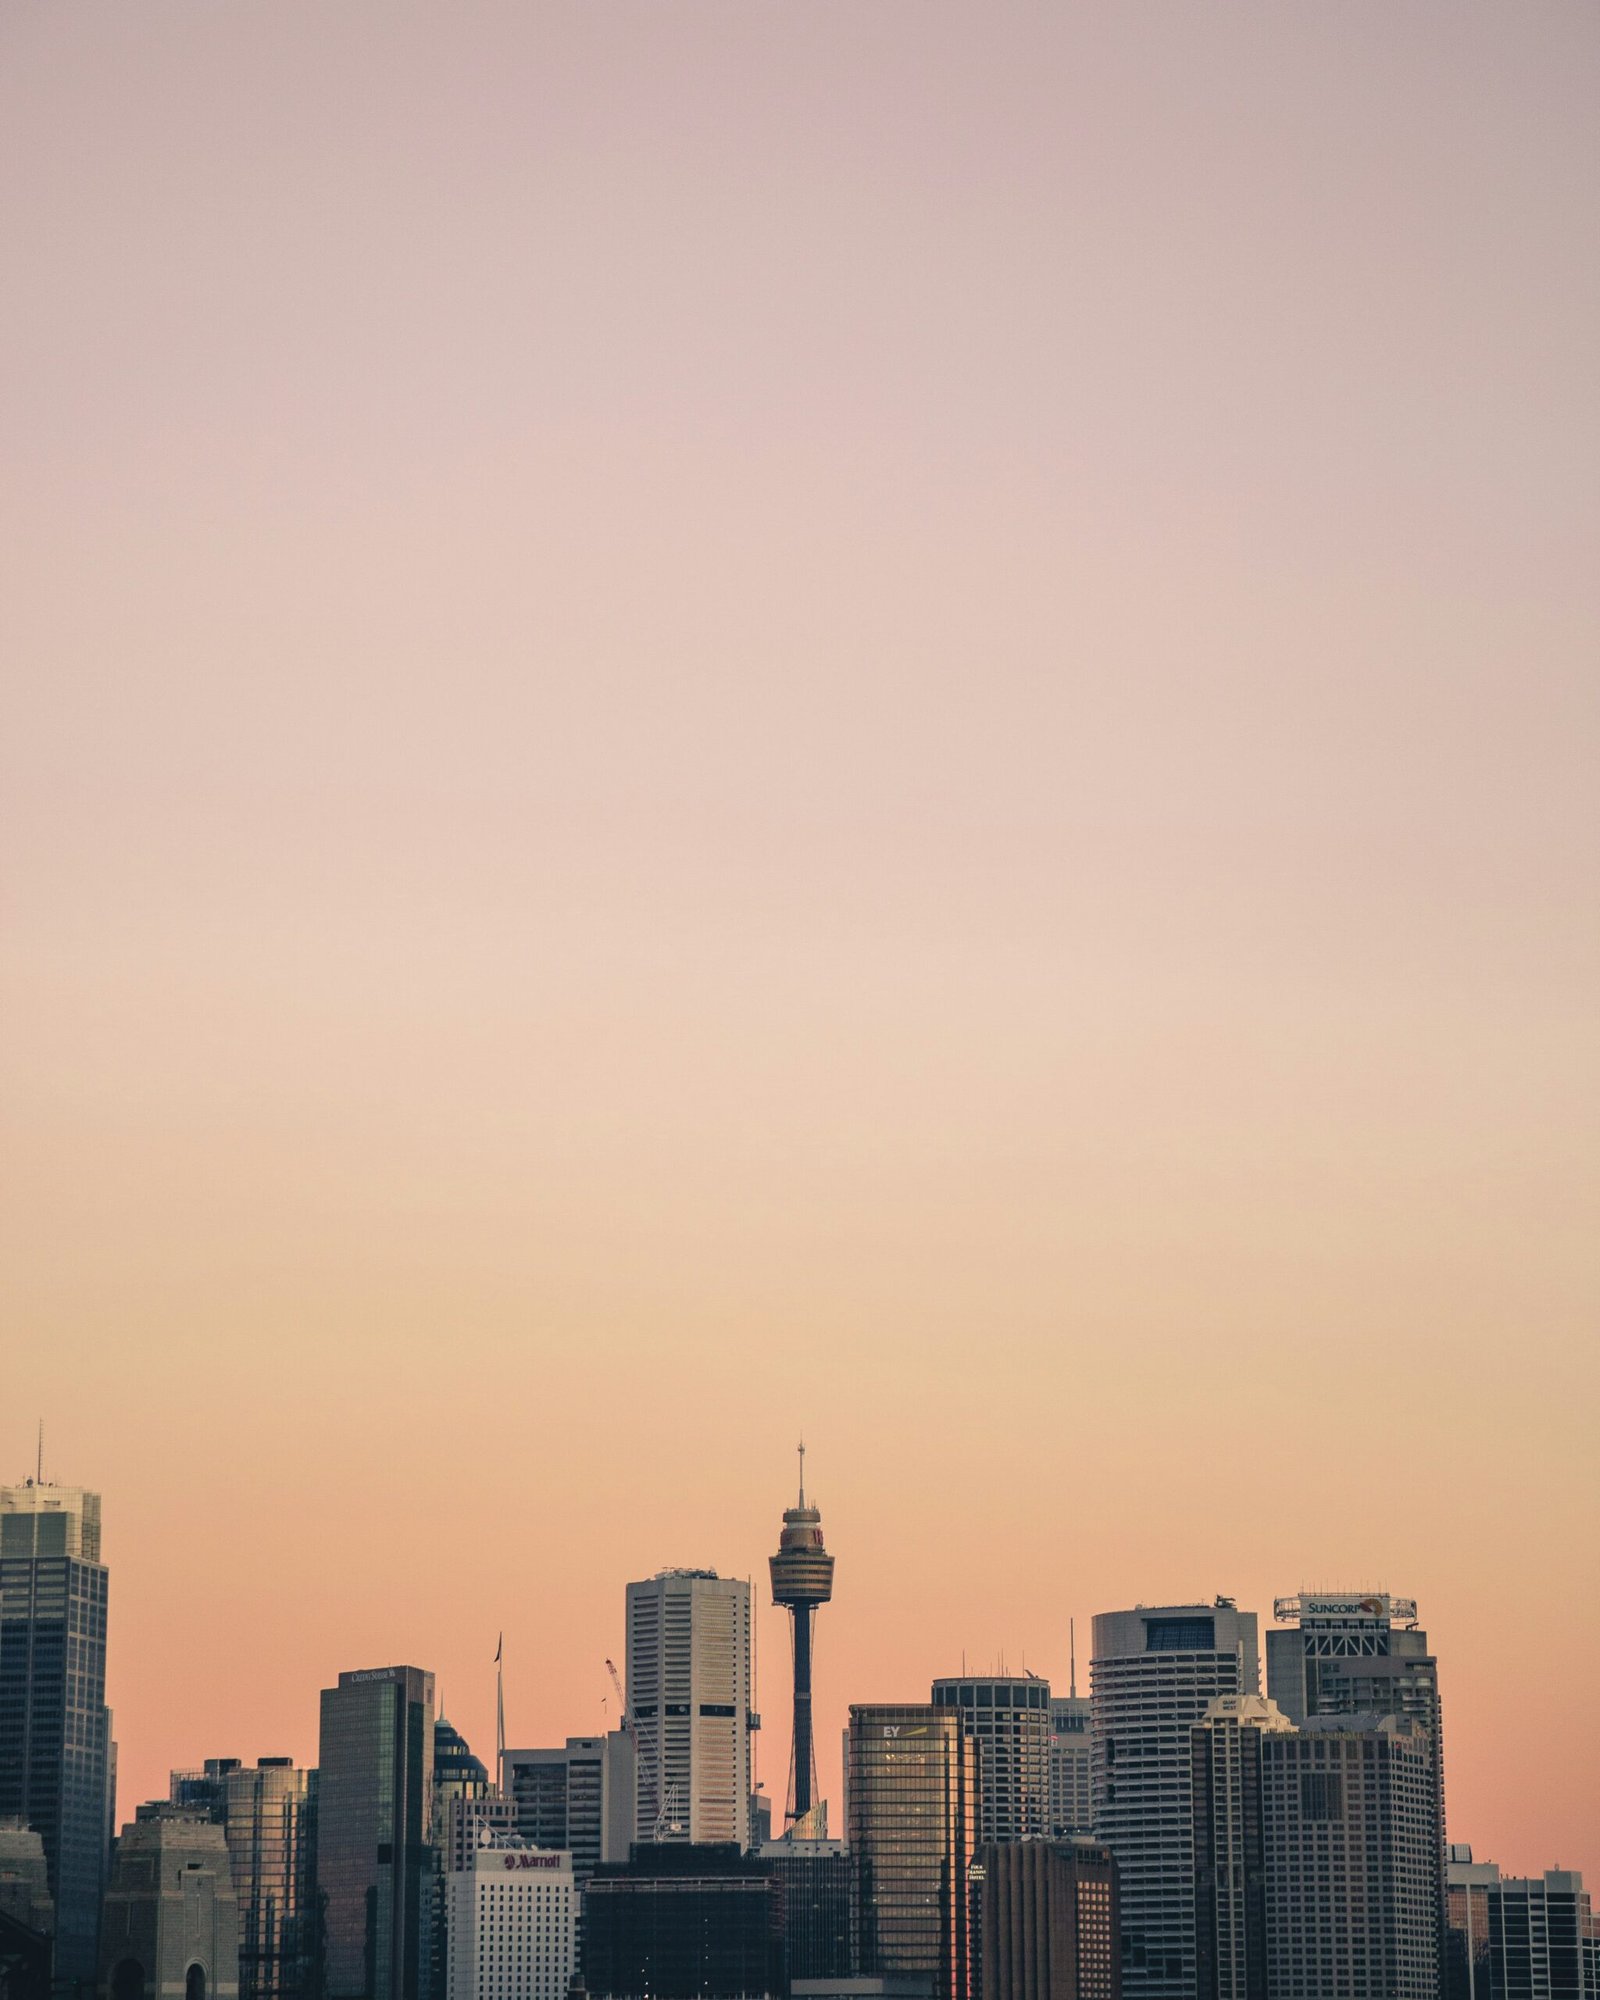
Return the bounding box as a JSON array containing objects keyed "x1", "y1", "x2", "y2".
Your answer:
[
  {"x1": 846, "y1": 1704, "x2": 978, "y2": 2000},
  {"x1": 98, "y1": 1805, "x2": 240, "y2": 2000},
  {"x1": 1446, "y1": 1849, "x2": 1596, "y2": 2000},
  {"x1": 443, "y1": 1837, "x2": 575, "y2": 2000},
  {"x1": 758, "y1": 1838, "x2": 852, "y2": 1981},
  {"x1": 1446, "y1": 1845, "x2": 1497, "y2": 2000},
  {"x1": 625, "y1": 1572, "x2": 752, "y2": 1849},
  {"x1": 1090, "y1": 1600, "x2": 1258, "y2": 2000},
  {"x1": 1189, "y1": 1696, "x2": 1294, "y2": 2000},
  {"x1": 931, "y1": 1680, "x2": 1051, "y2": 1845},
  {"x1": 168, "y1": 1759, "x2": 317, "y2": 2000},
  {"x1": 317, "y1": 1666, "x2": 435, "y2": 2000},
  {"x1": 977, "y1": 1839, "x2": 1119, "y2": 2000},
  {"x1": 1049, "y1": 1699, "x2": 1092, "y2": 1843},
  {"x1": 769, "y1": 1448, "x2": 836, "y2": 1831},
  {"x1": 0, "y1": 1481, "x2": 113, "y2": 1992},
  {"x1": 1268, "y1": 1594, "x2": 1447, "y2": 1981},
  {"x1": 583, "y1": 1844, "x2": 785, "y2": 2000},
  {"x1": 431, "y1": 1722, "x2": 489, "y2": 1840},
  {"x1": 1260, "y1": 1715, "x2": 1437, "y2": 2000},
  {"x1": 502, "y1": 1736, "x2": 632, "y2": 1887}
]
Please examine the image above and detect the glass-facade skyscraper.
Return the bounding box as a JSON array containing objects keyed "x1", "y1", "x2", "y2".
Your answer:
[
  {"x1": 170, "y1": 1758, "x2": 317, "y2": 2000},
  {"x1": 846, "y1": 1703, "x2": 978, "y2": 2000},
  {"x1": 0, "y1": 1482, "x2": 112, "y2": 1992},
  {"x1": 316, "y1": 1667, "x2": 435, "y2": 2000}
]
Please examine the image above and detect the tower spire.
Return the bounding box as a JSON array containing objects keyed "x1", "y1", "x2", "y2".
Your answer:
[
  {"x1": 1070, "y1": 1617, "x2": 1077, "y2": 1699},
  {"x1": 797, "y1": 1438, "x2": 806, "y2": 1507}
]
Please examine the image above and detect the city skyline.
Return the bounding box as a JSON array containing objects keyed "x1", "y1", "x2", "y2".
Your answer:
[
  {"x1": 3, "y1": 1449, "x2": 1593, "y2": 1891},
  {"x1": 4, "y1": 0, "x2": 1596, "y2": 1937}
]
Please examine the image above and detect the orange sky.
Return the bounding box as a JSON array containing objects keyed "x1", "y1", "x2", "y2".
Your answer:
[{"x1": 2, "y1": 2, "x2": 1596, "y2": 1882}]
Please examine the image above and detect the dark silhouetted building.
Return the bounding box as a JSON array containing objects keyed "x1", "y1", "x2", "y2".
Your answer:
[
  {"x1": 847, "y1": 1706, "x2": 977, "y2": 2000},
  {"x1": 583, "y1": 1844, "x2": 785, "y2": 1999},
  {"x1": 759, "y1": 1840, "x2": 852, "y2": 1981},
  {"x1": 978, "y1": 1840, "x2": 1119, "y2": 2000},
  {"x1": 316, "y1": 1667, "x2": 435, "y2": 2000},
  {"x1": 98, "y1": 1806, "x2": 240, "y2": 2000},
  {"x1": 0, "y1": 1484, "x2": 113, "y2": 1992}
]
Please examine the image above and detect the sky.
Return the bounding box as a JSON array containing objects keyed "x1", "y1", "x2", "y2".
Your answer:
[{"x1": 1, "y1": 1, "x2": 1597, "y2": 1881}]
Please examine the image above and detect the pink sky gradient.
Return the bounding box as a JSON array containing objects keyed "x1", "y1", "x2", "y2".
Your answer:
[{"x1": 2, "y1": 3, "x2": 1596, "y2": 1879}]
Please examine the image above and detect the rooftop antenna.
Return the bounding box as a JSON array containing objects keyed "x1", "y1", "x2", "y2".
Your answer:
[
  {"x1": 1070, "y1": 1618, "x2": 1077, "y2": 1700},
  {"x1": 797, "y1": 1438, "x2": 806, "y2": 1507},
  {"x1": 36, "y1": 1420, "x2": 44, "y2": 1485}
]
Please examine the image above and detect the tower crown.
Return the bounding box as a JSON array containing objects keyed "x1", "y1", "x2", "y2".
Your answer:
[{"x1": 769, "y1": 1443, "x2": 834, "y2": 1608}]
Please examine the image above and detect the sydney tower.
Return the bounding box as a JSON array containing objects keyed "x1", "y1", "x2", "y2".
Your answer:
[{"x1": 768, "y1": 1444, "x2": 835, "y2": 1830}]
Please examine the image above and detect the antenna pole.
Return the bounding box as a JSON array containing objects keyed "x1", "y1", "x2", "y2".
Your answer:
[
  {"x1": 37, "y1": 1421, "x2": 43, "y2": 1485},
  {"x1": 1070, "y1": 1618, "x2": 1077, "y2": 1700}
]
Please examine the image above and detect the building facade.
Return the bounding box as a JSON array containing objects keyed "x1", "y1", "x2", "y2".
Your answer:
[
  {"x1": 1049, "y1": 1700, "x2": 1092, "y2": 1842},
  {"x1": 625, "y1": 1573, "x2": 751, "y2": 1849},
  {"x1": 316, "y1": 1667, "x2": 435, "y2": 2000},
  {"x1": 1446, "y1": 1850, "x2": 1596, "y2": 2000},
  {"x1": 168, "y1": 1759, "x2": 316, "y2": 2000},
  {"x1": 977, "y1": 1840, "x2": 1120, "y2": 2000},
  {"x1": 98, "y1": 1806, "x2": 240, "y2": 2000},
  {"x1": 0, "y1": 1483, "x2": 113, "y2": 1992},
  {"x1": 1267, "y1": 1594, "x2": 1447, "y2": 1983},
  {"x1": 757, "y1": 1838, "x2": 852, "y2": 1982},
  {"x1": 443, "y1": 1840, "x2": 575, "y2": 2000},
  {"x1": 846, "y1": 1705, "x2": 978, "y2": 2000},
  {"x1": 502, "y1": 1737, "x2": 632, "y2": 1887},
  {"x1": 1259, "y1": 1715, "x2": 1438, "y2": 2000},
  {"x1": 583, "y1": 1844, "x2": 784, "y2": 2000},
  {"x1": 930, "y1": 1681, "x2": 1052, "y2": 1846},
  {"x1": 1090, "y1": 1602, "x2": 1257, "y2": 2000},
  {"x1": 1189, "y1": 1695, "x2": 1294, "y2": 2000}
]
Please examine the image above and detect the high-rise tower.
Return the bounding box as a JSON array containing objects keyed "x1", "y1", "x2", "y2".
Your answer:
[
  {"x1": 768, "y1": 1445, "x2": 834, "y2": 1831},
  {"x1": 0, "y1": 1478, "x2": 113, "y2": 1991}
]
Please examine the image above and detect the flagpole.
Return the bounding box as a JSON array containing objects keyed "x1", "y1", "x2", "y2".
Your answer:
[{"x1": 495, "y1": 1633, "x2": 505, "y2": 1797}]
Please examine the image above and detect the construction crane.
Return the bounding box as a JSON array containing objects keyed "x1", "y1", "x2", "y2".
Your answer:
[{"x1": 604, "y1": 1658, "x2": 663, "y2": 1838}]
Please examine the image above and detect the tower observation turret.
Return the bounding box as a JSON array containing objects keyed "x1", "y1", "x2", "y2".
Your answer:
[{"x1": 768, "y1": 1443, "x2": 835, "y2": 1829}]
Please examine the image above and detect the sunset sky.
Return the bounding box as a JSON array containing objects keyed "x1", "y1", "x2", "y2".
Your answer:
[{"x1": 2, "y1": 3, "x2": 1596, "y2": 1880}]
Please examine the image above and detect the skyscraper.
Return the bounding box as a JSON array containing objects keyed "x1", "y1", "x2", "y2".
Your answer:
[
  {"x1": 1268, "y1": 1594, "x2": 1447, "y2": 1987},
  {"x1": 931, "y1": 1678, "x2": 1052, "y2": 1846},
  {"x1": 978, "y1": 1839, "x2": 1121, "y2": 2000},
  {"x1": 316, "y1": 1667, "x2": 435, "y2": 2000},
  {"x1": 1446, "y1": 1850, "x2": 1596, "y2": 2000},
  {"x1": 502, "y1": 1737, "x2": 633, "y2": 1887},
  {"x1": 768, "y1": 1446, "x2": 835, "y2": 1833},
  {"x1": 1091, "y1": 1600, "x2": 1258, "y2": 2000},
  {"x1": 0, "y1": 1481, "x2": 112, "y2": 1991},
  {"x1": 1190, "y1": 1694, "x2": 1294, "y2": 2000},
  {"x1": 846, "y1": 1703, "x2": 978, "y2": 2000},
  {"x1": 625, "y1": 1572, "x2": 751, "y2": 1849},
  {"x1": 1259, "y1": 1715, "x2": 1438, "y2": 1999},
  {"x1": 168, "y1": 1759, "x2": 316, "y2": 2000}
]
